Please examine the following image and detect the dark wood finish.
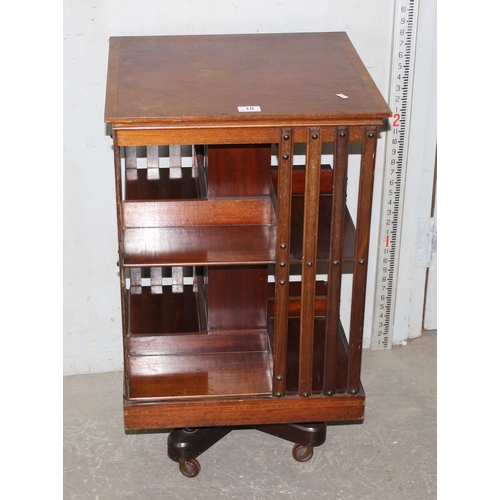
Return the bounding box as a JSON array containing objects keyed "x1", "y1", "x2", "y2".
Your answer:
[
  {"x1": 127, "y1": 285, "x2": 202, "y2": 335},
  {"x1": 268, "y1": 281, "x2": 329, "y2": 317},
  {"x1": 168, "y1": 427, "x2": 232, "y2": 463},
  {"x1": 123, "y1": 391, "x2": 365, "y2": 430},
  {"x1": 128, "y1": 330, "x2": 270, "y2": 356},
  {"x1": 122, "y1": 225, "x2": 276, "y2": 266},
  {"x1": 271, "y1": 165, "x2": 334, "y2": 195},
  {"x1": 105, "y1": 32, "x2": 390, "y2": 471},
  {"x1": 204, "y1": 144, "x2": 273, "y2": 332},
  {"x1": 271, "y1": 316, "x2": 350, "y2": 395},
  {"x1": 207, "y1": 144, "x2": 271, "y2": 197},
  {"x1": 126, "y1": 167, "x2": 200, "y2": 200},
  {"x1": 206, "y1": 265, "x2": 269, "y2": 330},
  {"x1": 256, "y1": 422, "x2": 327, "y2": 448},
  {"x1": 121, "y1": 198, "x2": 275, "y2": 228},
  {"x1": 273, "y1": 128, "x2": 294, "y2": 397},
  {"x1": 167, "y1": 423, "x2": 326, "y2": 470},
  {"x1": 113, "y1": 125, "x2": 370, "y2": 147},
  {"x1": 298, "y1": 128, "x2": 322, "y2": 396},
  {"x1": 128, "y1": 350, "x2": 272, "y2": 400}
]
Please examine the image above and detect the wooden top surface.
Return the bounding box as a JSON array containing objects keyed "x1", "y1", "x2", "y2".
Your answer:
[{"x1": 105, "y1": 32, "x2": 391, "y2": 127}]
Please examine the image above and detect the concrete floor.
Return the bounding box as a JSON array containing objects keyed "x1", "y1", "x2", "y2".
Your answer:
[{"x1": 64, "y1": 331, "x2": 436, "y2": 499}]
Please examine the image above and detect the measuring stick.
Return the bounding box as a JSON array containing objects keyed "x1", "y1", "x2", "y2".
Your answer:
[{"x1": 371, "y1": 0, "x2": 420, "y2": 350}]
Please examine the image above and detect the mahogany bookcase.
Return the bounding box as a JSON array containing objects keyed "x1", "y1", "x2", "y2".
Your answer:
[{"x1": 104, "y1": 32, "x2": 391, "y2": 478}]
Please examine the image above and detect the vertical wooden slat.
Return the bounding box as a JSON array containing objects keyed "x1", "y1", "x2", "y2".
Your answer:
[
  {"x1": 196, "y1": 145, "x2": 208, "y2": 199},
  {"x1": 130, "y1": 268, "x2": 142, "y2": 294},
  {"x1": 298, "y1": 127, "x2": 322, "y2": 397},
  {"x1": 169, "y1": 144, "x2": 182, "y2": 179},
  {"x1": 273, "y1": 128, "x2": 294, "y2": 397},
  {"x1": 146, "y1": 145, "x2": 160, "y2": 180},
  {"x1": 172, "y1": 267, "x2": 184, "y2": 293},
  {"x1": 150, "y1": 267, "x2": 162, "y2": 294},
  {"x1": 347, "y1": 126, "x2": 378, "y2": 394},
  {"x1": 192, "y1": 266, "x2": 198, "y2": 292},
  {"x1": 323, "y1": 126, "x2": 350, "y2": 394},
  {"x1": 125, "y1": 146, "x2": 137, "y2": 181},
  {"x1": 191, "y1": 145, "x2": 198, "y2": 179}
]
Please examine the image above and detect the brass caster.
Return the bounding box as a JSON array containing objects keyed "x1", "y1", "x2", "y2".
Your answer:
[
  {"x1": 179, "y1": 458, "x2": 201, "y2": 478},
  {"x1": 292, "y1": 443, "x2": 314, "y2": 463}
]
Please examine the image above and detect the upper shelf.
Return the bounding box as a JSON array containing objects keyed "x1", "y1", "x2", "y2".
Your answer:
[
  {"x1": 121, "y1": 197, "x2": 276, "y2": 267},
  {"x1": 105, "y1": 32, "x2": 391, "y2": 128}
]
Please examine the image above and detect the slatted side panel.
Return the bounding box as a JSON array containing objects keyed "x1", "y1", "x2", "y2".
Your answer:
[
  {"x1": 150, "y1": 267, "x2": 163, "y2": 294},
  {"x1": 123, "y1": 144, "x2": 200, "y2": 200},
  {"x1": 123, "y1": 144, "x2": 199, "y2": 296},
  {"x1": 126, "y1": 267, "x2": 197, "y2": 295},
  {"x1": 125, "y1": 145, "x2": 138, "y2": 181},
  {"x1": 168, "y1": 145, "x2": 182, "y2": 179},
  {"x1": 146, "y1": 145, "x2": 160, "y2": 180},
  {"x1": 124, "y1": 145, "x2": 190, "y2": 177}
]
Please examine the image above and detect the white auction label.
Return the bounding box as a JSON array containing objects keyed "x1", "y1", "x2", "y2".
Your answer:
[{"x1": 238, "y1": 106, "x2": 261, "y2": 112}]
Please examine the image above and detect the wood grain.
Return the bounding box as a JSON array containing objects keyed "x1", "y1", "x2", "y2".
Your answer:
[
  {"x1": 123, "y1": 392, "x2": 365, "y2": 430},
  {"x1": 105, "y1": 33, "x2": 391, "y2": 126}
]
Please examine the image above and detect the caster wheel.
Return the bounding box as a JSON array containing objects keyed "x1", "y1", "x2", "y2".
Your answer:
[
  {"x1": 292, "y1": 443, "x2": 314, "y2": 463},
  {"x1": 179, "y1": 458, "x2": 201, "y2": 478}
]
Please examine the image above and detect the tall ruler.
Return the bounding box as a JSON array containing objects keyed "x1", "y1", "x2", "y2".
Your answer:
[{"x1": 371, "y1": 0, "x2": 420, "y2": 350}]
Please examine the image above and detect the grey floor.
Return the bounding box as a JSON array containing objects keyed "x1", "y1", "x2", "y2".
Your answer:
[{"x1": 64, "y1": 330, "x2": 436, "y2": 499}]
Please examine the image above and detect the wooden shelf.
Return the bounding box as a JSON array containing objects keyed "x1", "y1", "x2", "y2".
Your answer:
[
  {"x1": 127, "y1": 330, "x2": 272, "y2": 401},
  {"x1": 123, "y1": 225, "x2": 276, "y2": 267},
  {"x1": 121, "y1": 197, "x2": 276, "y2": 266},
  {"x1": 127, "y1": 284, "x2": 273, "y2": 401}
]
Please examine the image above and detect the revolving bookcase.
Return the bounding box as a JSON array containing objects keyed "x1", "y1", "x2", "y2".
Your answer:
[{"x1": 104, "y1": 32, "x2": 391, "y2": 478}]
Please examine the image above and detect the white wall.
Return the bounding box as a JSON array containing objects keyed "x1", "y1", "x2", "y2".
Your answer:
[{"x1": 63, "y1": 0, "x2": 431, "y2": 375}]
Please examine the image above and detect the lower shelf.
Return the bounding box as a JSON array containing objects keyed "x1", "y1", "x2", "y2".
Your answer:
[{"x1": 127, "y1": 330, "x2": 272, "y2": 401}]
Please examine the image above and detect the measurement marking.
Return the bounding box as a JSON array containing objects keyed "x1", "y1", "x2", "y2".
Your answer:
[{"x1": 371, "y1": 0, "x2": 419, "y2": 350}]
